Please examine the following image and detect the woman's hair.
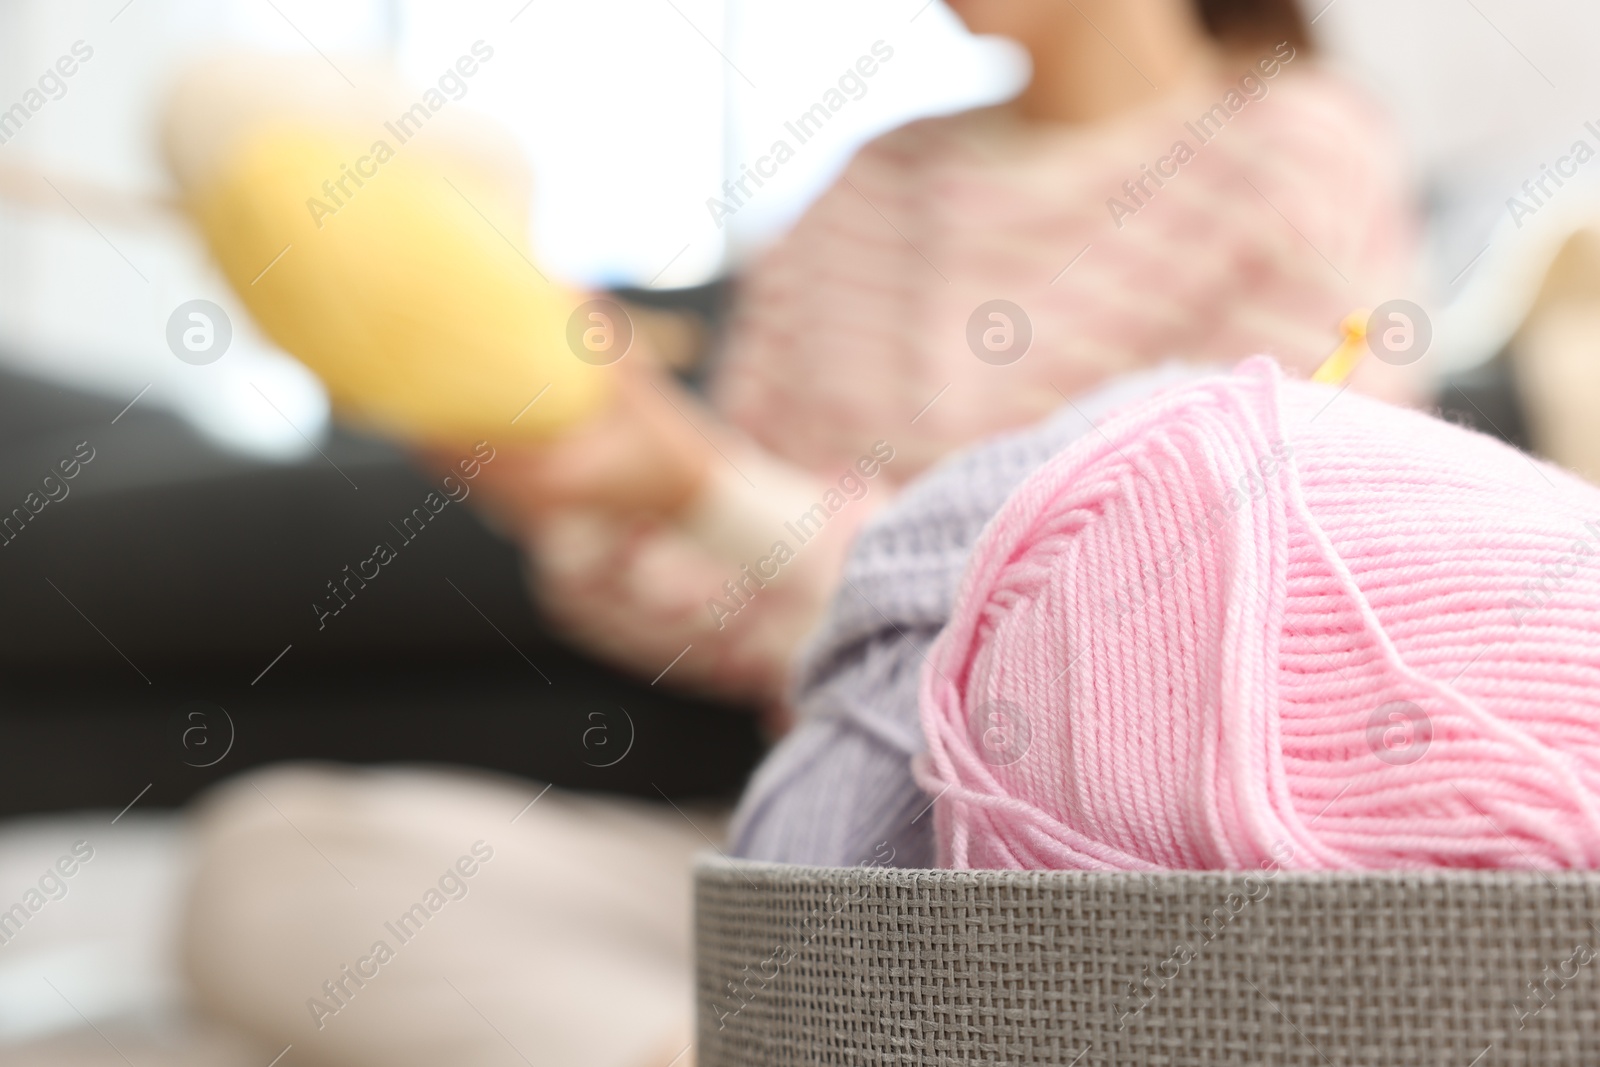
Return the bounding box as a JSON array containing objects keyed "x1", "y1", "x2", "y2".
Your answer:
[{"x1": 1195, "y1": 0, "x2": 1313, "y2": 54}]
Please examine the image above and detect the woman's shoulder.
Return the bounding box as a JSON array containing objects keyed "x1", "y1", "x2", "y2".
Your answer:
[
  {"x1": 1208, "y1": 59, "x2": 1410, "y2": 209},
  {"x1": 1235, "y1": 61, "x2": 1400, "y2": 146}
]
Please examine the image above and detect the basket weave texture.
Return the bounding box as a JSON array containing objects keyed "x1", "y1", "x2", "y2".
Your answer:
[{"x1": 696, "y1": 858, "x2": 1600, "y2": 1065}]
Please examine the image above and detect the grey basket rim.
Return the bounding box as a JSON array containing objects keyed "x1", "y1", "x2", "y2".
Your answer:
[{"x1": 695, "y1": 852, "x2": 1600, "y2": 890}]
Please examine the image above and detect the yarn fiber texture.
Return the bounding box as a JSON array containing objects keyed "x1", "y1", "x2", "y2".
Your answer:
[
  {"x1": 730, "y1": 368, "x2": 1201, "y2": 868},
  {"x1": 921, "y1": 357, "x2": 1600, "y2": 872}
]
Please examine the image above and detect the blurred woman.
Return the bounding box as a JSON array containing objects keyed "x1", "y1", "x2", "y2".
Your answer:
[{"x1": 517, "y1": 0, "x2": 1419, "y2": 709}]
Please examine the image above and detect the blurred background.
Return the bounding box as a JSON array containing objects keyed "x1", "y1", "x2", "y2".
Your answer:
[{"x1": 4, "y1": 0, "x2": 1600, "y2": 1054}]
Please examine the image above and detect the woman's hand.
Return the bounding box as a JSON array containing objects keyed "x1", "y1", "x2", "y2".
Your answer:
[
  {"x1": 427, "y1": 357, "x2": 717, "y2": 531},
  {"x1": 507, "y1": 434, "x2": 878, "y2": 714}
]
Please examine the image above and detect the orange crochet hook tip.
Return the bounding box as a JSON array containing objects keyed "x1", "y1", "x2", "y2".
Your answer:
[{"x1": 1312, "y1": 309, "x2": 1371, "y2": 386}]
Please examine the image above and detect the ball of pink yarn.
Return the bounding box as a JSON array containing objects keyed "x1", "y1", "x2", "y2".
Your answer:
[{"x1": 919, "y1": 357, "x2": 1600, "y2": 872}]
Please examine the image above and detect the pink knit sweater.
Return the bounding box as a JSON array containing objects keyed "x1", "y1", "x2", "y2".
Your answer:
[{"x1": 714, "y1": 63, "x2": 1416, "y2": 484}]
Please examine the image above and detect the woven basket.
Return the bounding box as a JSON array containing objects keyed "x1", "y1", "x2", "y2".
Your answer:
[{"x1": 695, "y1": 857, "x2": 1600, "y2": 1065}]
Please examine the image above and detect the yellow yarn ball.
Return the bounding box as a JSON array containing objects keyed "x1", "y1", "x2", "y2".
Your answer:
[{"x1": 190, "y1": 125, "x2": 610, "y2": 445}]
